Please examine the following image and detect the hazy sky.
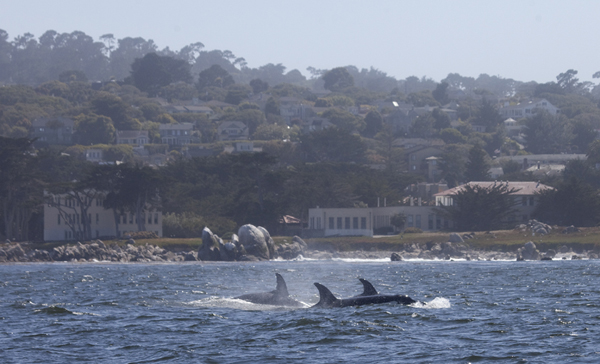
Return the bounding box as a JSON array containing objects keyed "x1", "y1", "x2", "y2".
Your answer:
[{"x1": 1, "y1": 0, "x2": 599, "y2": 84}]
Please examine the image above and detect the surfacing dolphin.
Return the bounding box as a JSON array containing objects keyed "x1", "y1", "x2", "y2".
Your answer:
[
  {"x1": 235, "y1": 273, "x2": 304, "y2": 307},
  {"x1": 312, "y1": 278, "x2": 416, "y2": 308}
]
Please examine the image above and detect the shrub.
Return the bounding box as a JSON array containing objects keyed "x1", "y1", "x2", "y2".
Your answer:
[
  {"x1": 162, "y1": 212, "x2": 236, "y2": 238},
  {"x1": 403, "y1": 227, "x2": 423, "y2": 234}
]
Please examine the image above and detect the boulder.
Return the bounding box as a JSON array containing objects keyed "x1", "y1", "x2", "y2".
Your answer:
[
  {"x1": 448, "y1": 233, "x2": 464, "y2": 243},
  {"x1": 292, "y1": 236, "x2": 307, "y2": 249},
  {"x1": 238, "y1": 224, "x2": 271, "y2": 260},
  {"x1": 562, "y1": 225, "x2": 580, "y2": 234},
  {"x1": 198, "y1": 227, "x2": 220, "y2": 261},
  {"x1": 257, "y1": 226, "x2": 276, "y2": 259},
  {"x1": 517, "y1": 241, "x2": 541, "y2": 261},
  {"x1": 183, "y1": 251, "x2": 198, "y2": 261},
  {"x1": 390, "y1": 252, "x2": 403, "y2": 261},
  {"x1": 544, "y1": 249, "x2": 556, "y2": 259}
]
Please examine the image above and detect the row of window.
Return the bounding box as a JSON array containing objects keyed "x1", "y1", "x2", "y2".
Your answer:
[
  {"x1": 58, "y1": 212, "x2": 159, "y2": 226},
  {"x1": 310, "y1": 213, "x2": 450, "y2": 231},
  {"x1": 120, "y1": 213, "x2": 159, "y2": 225}
]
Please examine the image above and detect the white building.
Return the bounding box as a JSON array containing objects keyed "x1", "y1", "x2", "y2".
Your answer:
[
  {"x1": 499, "y1": 98, "x2": 560, "y2": 119},
  {"x1": 307, "y1": 201, "x2": 447, "y2": 237},
  {"x1": 44, "y1": 192, "x2": 162, "y2": 241}
]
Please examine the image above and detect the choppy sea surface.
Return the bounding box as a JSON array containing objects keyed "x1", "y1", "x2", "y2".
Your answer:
[{"x1": 1, "y1": 259, "x2": 600, "y2": 363}]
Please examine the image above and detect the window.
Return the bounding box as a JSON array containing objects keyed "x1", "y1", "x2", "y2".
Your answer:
[
  {"x1": 337, "y1": 217, "x2": 342, "y2": 229},
  {"x1": 416, "y1": 215, "x2": 421, "y2": 228},
  {"x1": 96, "y1": 213, "x2": 99, "y2": 224},
  {"x1": 154, "y1": 213, "x2": 158, "y2": 225},
  {"x1": 310, "y1": 217, "x2": 314, "y2": 229},
  {"x1": 361, "y1": 217, "x2": 366, "y2": 230},
  {"x1": 129, "y1": 213, "x2": 133, "y2": 224},
  {"x1": 522, "y1": 197, "x2": 527, "y2": 206},
  {"x1": 345, "y1": 217, "x2": 351, "y2": 229},
  {"x1": 329, "y1": 217, "x2": 334, "y2": 229},
  {"x1": 428, "y1": 214, "x2": 434, "y2": 230},
  {"x1": 529, "y1": 197, "x2": 534, "y2": 206},
  {"x1": 407, "y1": 215, "x2": 414, "y2": 227},
  {"x1": 148, "y1": 214, "x2": 152, "y2": 224},
  {"x1": 58, "y1": 214, "x2": 61, "y2": 225},
  {"x1": 353, "y1": 217, "x2": 359, "y2": 229},
  {"x1": 316, "y1": 217, "x2": 321, "y2": 229}
]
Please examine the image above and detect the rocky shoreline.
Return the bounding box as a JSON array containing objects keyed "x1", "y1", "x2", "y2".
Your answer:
[{"x1": 2, "y1": 222, "x2": 598, "y2": 264}]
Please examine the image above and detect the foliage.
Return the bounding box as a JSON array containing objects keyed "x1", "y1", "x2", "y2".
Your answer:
[
  {"x1": 322, "y1": 67, "x2": 354, "y2": 92},
  {"x1": 533, "y1": 177, "x2": 600, "y2": 227},
  {"x1": 300, "y1": 127, "x2": 367, "y2": 163},
  {"x1": 73, "y1": 113, "x2": 116, "y2": 145},
  {"x1": 130, "y1": 52, "x2": 192, "y2": 97},
  {"x1": 464, "y1": 144, "x2": 491, "y2": 182},
  {"x1": 403, "y1": 227, "x2": 423, "y2": 234},
  {"x1": 162, "y1": 212, "x2": 236, "y2": 238},
  {"x1": 390, "y1": 213, "x2": 406, "y2": 230},
  {"x1": 320, "y1": 108, "x2": 365, "y2": 132},
  {"x1": 363, "y1": 110, "x2": 383, "y2": 138},
  {"x1": 196, "y1": 64, "x2": 234, "y2": 90},
  {"x1": 522, "y1": 111, "x2": 573, "y2": 154},
  {"x1": 435, "y1": 182, "x2": 521, "y2": 231}
]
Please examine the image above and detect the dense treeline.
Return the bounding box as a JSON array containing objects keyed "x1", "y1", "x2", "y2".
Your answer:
[
  {"x1": 0, "y1": 137, "x2": 414, "y2": 240},
  {"x1": 2, "y1": 29, "x2": 600, "y2": 240}
]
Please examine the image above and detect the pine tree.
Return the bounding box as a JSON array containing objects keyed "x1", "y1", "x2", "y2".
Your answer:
[{"x1": 464, "y1": 144, "x2": 490, "y2": 182}]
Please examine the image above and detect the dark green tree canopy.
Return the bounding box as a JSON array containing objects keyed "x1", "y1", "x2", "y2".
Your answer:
[
  {"x1": 322, "y1": 67, "x2": 354, "y2": 92},
  {"x1": 436, "y1": 182, "x2": 521, "y2": 231},
  {"x1": 130, "y1": 52, "x2": 192, "y2": 97},
  {"x1": 196, "y1": 64, "x2": 235, "y2": 90},
  {"x1": 533, "y1": 177, "x2": 600, "y2": 227},
  {"x1": 464, "y1": 144, "x2": 491, "y2": 182}
]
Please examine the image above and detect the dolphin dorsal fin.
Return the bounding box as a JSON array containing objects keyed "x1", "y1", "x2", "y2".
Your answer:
[
  {"x1": 275, "y1": 273, "x2": 289, "y2": 296},
  {"x1": 358, "y1": 278, "x2": 378, "y2": 296},
  {"x1": 313, "y1": 283, "x2": 339, "y2": 307}
]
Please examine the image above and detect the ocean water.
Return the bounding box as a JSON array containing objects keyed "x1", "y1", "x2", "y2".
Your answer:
[{"x1": 1, "y1": 259, "x2": 600, "y2": 363}]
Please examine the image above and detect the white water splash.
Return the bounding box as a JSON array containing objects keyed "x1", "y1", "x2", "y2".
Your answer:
[
  {"x1": 187, "y1": 297, "x2": 309, "y2": 311},
  {"x1": 412, "y1": 297, "x2": 451, "y2": 309}
]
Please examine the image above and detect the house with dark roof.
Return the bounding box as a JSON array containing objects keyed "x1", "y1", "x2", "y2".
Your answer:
[
  {"x1": 434, "y1": 181, "x2": 554, "y2": 223},
  {"x1": 116, "y1": 130, "x2": 149, "y2": 146},
  {"x1": 159, "y1": 123, "x2": 194, "y2": 145},
  {"x1": 30, "y1": 117, "x2": 74, "y2": 145},
  {"x1": 499, "y1": 98, "x2": 560, "y2": 119},
  {"x1": 217, "y1": 121, "x2": 249, "y2": 141}
]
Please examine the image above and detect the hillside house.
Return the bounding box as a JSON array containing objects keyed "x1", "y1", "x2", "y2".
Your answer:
[
  {"x1": 116, "y1": 130, "x2": 149, "y2": 146},
  {"x1": 217, "y1": 121, "x2": 249, "y2": 141},
  {"x1": 434, "y1": 181, "x2": 553, "y2": 223},
  {"x1": 159, "y1": 123, "x2": 193, "y2": 145},
  {"x1": 30, "y1": 117, "x2": 74, "y2": 145},
  {"x1": 499, "y1": 98, "x2": 560, "y2": 119}
]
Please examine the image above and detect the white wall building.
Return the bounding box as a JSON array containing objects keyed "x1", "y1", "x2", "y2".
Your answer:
[
  {"x1": 44, "y1": 192, "x2": 162, "y2": 241},
  {"x1": 307, "y1": 202, "x2": 447, "y2": 237}
]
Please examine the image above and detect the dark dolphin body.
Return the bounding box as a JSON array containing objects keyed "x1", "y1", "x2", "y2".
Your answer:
[
  {"x1": 312, "y1": 279, "x2": 416, "y2": 308},
  {"x1": 235, "y1": 273, "x2": 304, "y2": 307}
]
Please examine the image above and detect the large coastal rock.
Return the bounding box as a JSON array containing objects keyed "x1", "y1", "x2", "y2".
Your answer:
[
  {"x1": 276, "y1": 235, "x2": 307, "y2": 259},
  {"x1": 517, "y1": 241, "x2": 541, "y2": 261},
  {"x1": 238, "y1": 224, "x2": 271, "y2": 260},
  {"x1": 198, "y1": 227, "x2": 221, "y2": 261}
]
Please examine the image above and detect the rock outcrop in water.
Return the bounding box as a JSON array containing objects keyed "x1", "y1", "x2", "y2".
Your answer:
[{"x1": 198, "y1": 224, "x2": 306, "y2": 261}]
